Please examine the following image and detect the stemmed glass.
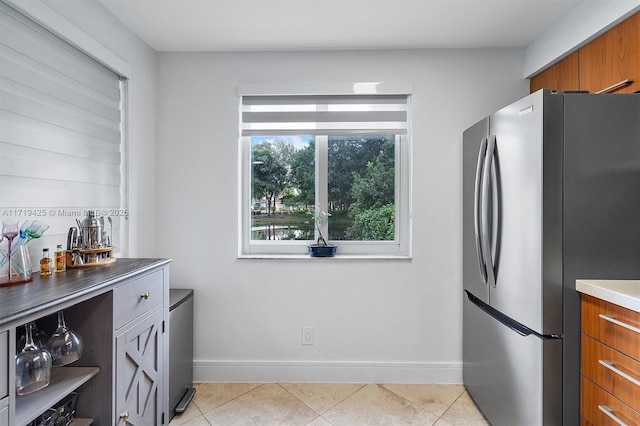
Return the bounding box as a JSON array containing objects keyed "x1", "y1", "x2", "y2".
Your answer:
[
  {"x1": 16, "y1": 322, "x2": 49, "y2": 354},
  {"x1": 47, "y1": 311, "x2": 83, "y2": 366},
  {"x1": 15, "y1": 322, "x2": 52, "y2": 395},
  {"x1": 2, "y1": 220, "x2": 19, "y2": 280}
]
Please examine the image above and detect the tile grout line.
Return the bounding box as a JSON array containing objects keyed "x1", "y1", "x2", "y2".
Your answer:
[
  {"x1": 278, "y1": 383, "x2": 369, "y2": 414},
  {"x1": 435, "y1": 389, "x2": 471, "y2": 426},
  {"x1": 279, "y1": 382, "x2": 368, "y2": 425},
  {"x1": 189, "y1": 383, "x2": 268, "y2": 423},
  {"x1": 320, "y1": 383, "x2": 368, "y2": 415},
  {"x1": 376, "y1": 384, "x2": 442, "y2": 423},
  {"x1": 378, "y1": 384, "x2": 467, "y2": 426}
]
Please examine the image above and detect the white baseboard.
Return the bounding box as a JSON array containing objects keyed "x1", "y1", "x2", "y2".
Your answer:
[{"x1": 193, "y1": 360, "x2": 463, "y2": 384}]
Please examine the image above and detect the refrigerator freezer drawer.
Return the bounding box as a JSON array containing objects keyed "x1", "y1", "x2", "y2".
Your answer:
[{"x1": 463, "y1": 294, "x2": 562, "y2": 426}]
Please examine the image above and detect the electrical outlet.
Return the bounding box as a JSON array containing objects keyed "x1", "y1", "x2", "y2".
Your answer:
[{"x1": 302, "y1": 326, "x2": 314, "y2": 345}]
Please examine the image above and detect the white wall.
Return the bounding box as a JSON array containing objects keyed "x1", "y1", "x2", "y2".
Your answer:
[
  {"x1": 19, "y1": 0, "x2": 159, "y2": 257},
  {"x1": 155, "y1": 49, "x2": 529, "y2": 383}
]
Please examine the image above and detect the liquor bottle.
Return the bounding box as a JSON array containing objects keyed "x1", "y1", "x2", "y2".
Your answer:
[
  {"x1": 54, "y1": 244, "x2": 66, "y2": 273},
  {"x1": 40, "y1": 248, "x2": 52, "y2": 277}
]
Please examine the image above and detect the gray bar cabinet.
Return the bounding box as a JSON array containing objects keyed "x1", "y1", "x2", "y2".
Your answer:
[{"x1": 0, "y1": 258, "x2": 171, "y2": 425}]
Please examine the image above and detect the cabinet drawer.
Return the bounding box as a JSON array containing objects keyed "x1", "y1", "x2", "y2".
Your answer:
[
  {"x1": 582, "y1": 294, "x2": 640, "y2": 361},
  {"x1": 0, "y1": 332, "x2": 6, "y2": 400},
  {"x1": 114, "y1": 270, "x2": 164, "y2": 329},
  {"x1": 581, "y1": 376, "x2": 640, "y2": 426},
  {"x1": 579, "y1": 416, "x2": 592, "y2": 426},
  {"x1": 582, "y1": 334, "x2": 640, "y2": 412}
]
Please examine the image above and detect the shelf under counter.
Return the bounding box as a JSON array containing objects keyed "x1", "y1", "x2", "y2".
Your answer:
[{"x1": 15, "y1": 366, "x2": 99, "y2": 426}]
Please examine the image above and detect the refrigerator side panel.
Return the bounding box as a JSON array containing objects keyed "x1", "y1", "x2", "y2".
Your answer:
[
  {"x1": 562, "y1": 93, "x2": 640, "y2": 426},
  {"x1": 463, "y1": 117, "x2": 490, "y2": 303},
  {"x1": 463, "y1": 295, "x2": 562, "y2": 426},
  {"x1": 540, "y1": 91, "x2": 564, "y2": 338}
]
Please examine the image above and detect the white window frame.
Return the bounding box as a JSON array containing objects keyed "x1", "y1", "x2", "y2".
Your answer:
[{"x1": 238, "y1": 83, "x2": 412, "y2": 259}]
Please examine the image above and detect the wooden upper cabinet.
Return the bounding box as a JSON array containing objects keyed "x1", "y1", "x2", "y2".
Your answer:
[
  {"x1": 579, "y1": 12, "x2": 640, "y2": 94},
  {"x1": 530, "y1": 51, "x2": 580, "y2": 93},
  {"x1": 530, "y1": 12, "x2": 640, "y2": 94}
]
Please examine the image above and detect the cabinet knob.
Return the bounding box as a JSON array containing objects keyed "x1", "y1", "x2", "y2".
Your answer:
[
  {"x1": 140, "y1": 292, "x2": 150, "y2": 300},
  {"x1": 120, "y1": 411, "x2": 130, "y2": 420}
]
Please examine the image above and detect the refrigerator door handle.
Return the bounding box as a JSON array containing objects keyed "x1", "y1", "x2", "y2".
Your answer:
[
  {"x1": 465, "y1": 290, "x2": 531, "y2": 336},
  {"x1": 480, "y1": 135, "x2": 497, "y2": 287},
  {"x1": 465, "y1": 290, "x2": 561, "y2": 339},
  {"x1": 474, "y1": 137, "x2": 488, "y2": 284}
]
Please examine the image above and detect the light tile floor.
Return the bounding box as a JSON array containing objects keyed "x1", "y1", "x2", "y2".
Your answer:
[{"x1": 169, "y1": 383, "x2": 489, "y2": 425}]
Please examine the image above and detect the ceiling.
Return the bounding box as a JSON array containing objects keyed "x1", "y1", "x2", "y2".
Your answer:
[{"x1": 97, "y1": 0, "x2": 585, "y2": 52}]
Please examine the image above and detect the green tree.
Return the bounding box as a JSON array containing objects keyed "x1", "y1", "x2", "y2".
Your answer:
[
  {"x1": 251, "y1": 141, "x2": 287, "y2": 216},
  {"x1": 348, "y1": 157, "x2": 395, "y2": 216},
  {"x1": 328, "y1": 136, "x2": 394, "y2": 212},
  {"x1": 271, "y1": 139, "x2": 296, "y2": 171},
  {"x1": 346, "y1": 155, "x2": 395, "y2": 240},
  {"x1": 290, "y1": 139, "x2": 315, "y2": 207},
  {"x1": 347, "y1": 204, "x2": 395, "y2": 240}
]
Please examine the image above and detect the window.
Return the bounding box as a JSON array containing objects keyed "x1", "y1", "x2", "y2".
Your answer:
[{"x1": 239, "y1": 88, "x2": 411, "y2": 257}]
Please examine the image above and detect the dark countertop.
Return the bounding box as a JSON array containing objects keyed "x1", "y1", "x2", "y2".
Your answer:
[{"x1": 0, "y1": 258, "x2": 171, "y2": 327}]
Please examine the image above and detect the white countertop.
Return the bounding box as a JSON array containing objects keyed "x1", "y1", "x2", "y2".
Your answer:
[{"x1": 576, "y1": 280, "x2": 640, "y2": 313}]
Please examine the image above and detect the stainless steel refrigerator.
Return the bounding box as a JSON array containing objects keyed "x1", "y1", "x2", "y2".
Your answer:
[{"x1": 462, "y1": 89, "x2": 640, "y2": 426}]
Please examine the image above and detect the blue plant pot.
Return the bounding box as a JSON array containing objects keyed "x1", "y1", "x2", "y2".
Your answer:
[{"x1": 308, "y1": 245, "x2": 337, "y2": 257}]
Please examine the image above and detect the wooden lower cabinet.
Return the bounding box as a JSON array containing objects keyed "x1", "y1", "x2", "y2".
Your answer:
[
  {"x1": 582, "y1": 295, "x2": 640, "y2": 361},
  {"x1": 581, "y1": 334, "x2": 640, "y2": 412},
  {"x1": 581, "y1": 294, "x2": 640, "y2": 426},
  {"x1": 581, "y1": 377, "x2": 640, "y2": 426}
]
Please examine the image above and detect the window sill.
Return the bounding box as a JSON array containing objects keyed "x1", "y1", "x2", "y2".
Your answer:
[{"x1": 237, "y1": 254, "x2": 412, "y2": 261}]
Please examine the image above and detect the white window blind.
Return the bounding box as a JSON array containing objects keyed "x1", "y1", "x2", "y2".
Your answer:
[
  {"x1": 241, "y1": 95, "x2": 408, "y2": 136},
  {"x1": 0, "y1": 1, "x2": 124, "y2": 253}
]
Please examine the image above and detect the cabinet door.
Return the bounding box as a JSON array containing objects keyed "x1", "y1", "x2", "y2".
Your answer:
[
  {"x1": 530, "y1": 51, "x2": 579, "y2": 93},
  {"x1": 116, "y1": 308, "x2": 164, "y2": 425},
  {"x1": 0, "y1": 332, "x2": 7, "y2": 400},
  {"x1": 579, "y1": 12, "x2": 640, "y2": 94}
]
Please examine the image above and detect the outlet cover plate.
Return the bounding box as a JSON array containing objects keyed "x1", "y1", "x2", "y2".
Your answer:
[{"x1": 302, "y1": 326, "x2": 313, "y2": 345}]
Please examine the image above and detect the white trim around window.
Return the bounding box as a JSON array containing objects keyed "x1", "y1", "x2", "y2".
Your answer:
[{"x1": 237, "y1": 83, "x2": 412, "y2": 259}]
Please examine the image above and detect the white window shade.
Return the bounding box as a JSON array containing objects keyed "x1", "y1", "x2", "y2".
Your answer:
[
  {"x1": 242, "y1": 95, "x2": 408, "y2": 136},
  {"x1": 0, "y1": 1, "x2": 124, "y2": 251}
]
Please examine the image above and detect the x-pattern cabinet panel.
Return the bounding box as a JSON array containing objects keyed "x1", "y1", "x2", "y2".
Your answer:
[{"x1": 116, "y1": 307, "x2": 164, "y2": 425}]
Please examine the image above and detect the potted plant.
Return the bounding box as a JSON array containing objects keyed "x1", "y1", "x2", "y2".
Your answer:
[{"x1": 308, "y1": 210, "x2": 337, "y2": 257}]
